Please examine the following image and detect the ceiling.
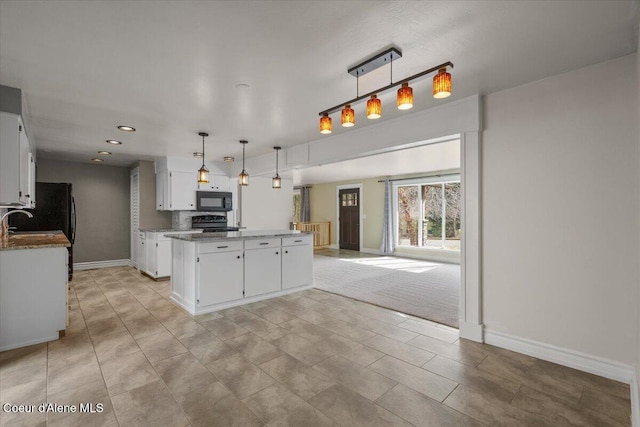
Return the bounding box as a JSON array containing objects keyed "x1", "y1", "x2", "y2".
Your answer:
[{"x1": 1, "y1": 1, "x2": 638, "y2": 174}]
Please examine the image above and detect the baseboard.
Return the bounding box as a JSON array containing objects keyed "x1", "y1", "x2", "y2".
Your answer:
[
  {"x1": 360, "y1": 247, "x2": 381, "y2": 255},
  {"x1": 459, "y1": 321, "x2": 483, "y2": 342},
  {"x1": 484, "y1": 329, "x2": 634, "y2": 384},
  {"x1": 632, "y1": 366, "x2": 640, "y2": 427},
  {"x1": 74, "y1": 259, "x2": 131, "y2": 270}
]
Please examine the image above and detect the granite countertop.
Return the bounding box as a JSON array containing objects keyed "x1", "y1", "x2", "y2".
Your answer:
[
  {"x1": 138, "y1": 228, "x2": 204, "y2": 233},
  {"x1": 0, "y1": 230, "x2": 71, "y2": 251},
  {"x1": 166, "y1": 229, "x2": 311, "y2": 242}
]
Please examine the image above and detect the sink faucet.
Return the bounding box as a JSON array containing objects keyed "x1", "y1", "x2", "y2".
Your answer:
[{"x1": 0, "y1": 209, "x2": 33, "y2": 241}]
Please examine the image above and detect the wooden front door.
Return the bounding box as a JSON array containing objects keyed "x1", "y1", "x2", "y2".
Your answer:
[{"x1": 339, "y1": 188, "x2": 360, "y2": 250}]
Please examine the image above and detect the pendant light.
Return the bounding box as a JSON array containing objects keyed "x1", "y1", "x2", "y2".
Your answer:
[
  {"x1": 239, "y1": 140, "x2": 249, "y2": 186},
  {"x1": 319, "y1": 113, "x2": 332, "y2": 134},
  {"x1": 397, "y1": 82, "x2": 413, "y2": 110},
  {"x1": 366, "y1": 95, "x2": 381, "y2": 119},
  {"x1": 433, "y1": 67, "x2": 452, "y2": 99},
  {"x1": 197, "y1": 132, "x2": 209, "y2": 184},
  {"x1": 341, "y1": 104, "x2": 355, "y2": 127},
  {"x1": 272, "y1": 146, "x2": 282, "y2": 189}
]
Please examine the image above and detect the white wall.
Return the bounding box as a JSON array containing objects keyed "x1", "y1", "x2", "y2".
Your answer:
[
  {"x1": 239, "y1": 177, "x2": 293, "y2": 230},
  {"x1": 483, "y1": 54, "x2": 639, "y2": 366}
]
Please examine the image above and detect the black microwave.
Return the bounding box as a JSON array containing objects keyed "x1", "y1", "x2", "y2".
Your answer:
[{"x1": 196, "y1": 191, "x2": 232, "y2": 212}]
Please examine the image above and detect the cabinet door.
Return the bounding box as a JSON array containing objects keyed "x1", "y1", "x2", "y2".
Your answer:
[
  {"x1": 137, "y1": 234, "x2": 146, "y2": 272},
  {"x1": 18, "y1": 118, "x2": 29, "y2": 205},
  {"x1": 198, "y1": 251, "x2": 244, "y2": 306},
  {"x1": 156, "y1": 239, "x2": 172, "y2": 277},
  {"x1": 282, "y1": 244, "x2": 313, "y2": 289},
  {"x1": 213, "y1": 175, "x2": 231, "y2": 191},
  {"x1": 169, "y1": 171, "x2": 196, "y2": 210},
  {"x1": 27, "y1": 152, "x2": 36, "y2": 208},
  {"x1": 156, "y1": 171, "x2": 167, "y2": 210},
  {"x1": 145, "y1": 236, "x2": 157, "y2": 277},
  {"x1": 244, "y1": 248, "x2": 281, "y2": 297}
]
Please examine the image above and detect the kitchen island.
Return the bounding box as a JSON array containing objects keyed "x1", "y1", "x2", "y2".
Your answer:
[{"x1": 168, "y1": 230, "x2": 313, "y2": 315}]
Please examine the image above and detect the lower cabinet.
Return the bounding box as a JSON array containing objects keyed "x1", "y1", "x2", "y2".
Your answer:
[
  {"x1": 137, "y1": 232, "x2": 146, "y2": 273},
  {"x1": 144, "y1": 230, "x2": 202, "y2": 278},
  {"x1": 244, "y1": 242, "x2": 282, "y2": 297},
  {"x1": 282, "y1": 236, "x2": 313, "y2": 289},
  {"x1": 198, "y1": 248, "x2": 244, "y2": 306}
]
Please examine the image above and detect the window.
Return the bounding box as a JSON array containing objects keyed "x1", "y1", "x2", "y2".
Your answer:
[
  {"x1": 292, "y1": 188, "x2": 301, "y2": 224},
  {"x1": 395, "y1": 178, "x2": 461, "y2": 250}
]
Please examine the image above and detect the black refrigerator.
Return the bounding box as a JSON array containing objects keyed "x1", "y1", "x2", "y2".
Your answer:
[{"x1": 10, "y1": 182, "x2": 76, "y2": 281}]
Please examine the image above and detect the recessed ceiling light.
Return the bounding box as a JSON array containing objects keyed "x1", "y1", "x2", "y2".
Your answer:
[
  {"x1": 193, "y1": 152, "x2": 203, "y2": 158},
  {"x1": 97, "y1": 151, "x2": 112, "y2": 155},
  {"x1": 117, "y1": 125, "x2": 136, "y2": 132},
  {"x1": 91, "y1": 158, "x2": 104, "y2": 162},
  {"x1": 106, "y1": 139, "x2": 122, "y2": 145},
  {"x1": 224, "y1": 156, "x2": 235, "y2": 162}
]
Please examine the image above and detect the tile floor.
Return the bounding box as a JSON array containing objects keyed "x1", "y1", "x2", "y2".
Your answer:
[{"x1": 0, "y1": 266, "x2": 632, "y2": 426}]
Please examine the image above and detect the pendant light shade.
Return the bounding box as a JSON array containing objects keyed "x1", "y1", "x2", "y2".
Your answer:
[
  {"x1": 319, "y1": 113, "x2": 332, "y2": 134},
  {"x1": 366, "y1": 95, "x2": 381, "y2": 119},
  {"x1": 341, "y1": 104, "x2": 355, "y2": 127},
  {"x1": 433, "y1": 67, "x2": 452, "y2": 99},
  {"x1": 239, "y1": 140, "x2": 249, "y2": 186},
  {"x1": 397, "y1": 82, "x2": 413, "y2": 110},
  {"x1": 197, "y1": 132, "x2": 209, "y2": 184},
  {"x1": 272, "y1": 146, "x2": 282, "y2": 189}
]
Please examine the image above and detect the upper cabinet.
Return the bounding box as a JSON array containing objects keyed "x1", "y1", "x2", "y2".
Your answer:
[
  {"x1": 0, "y1": 86, "x2": 36, "y2": 208},
  {"x1": 198, "y1": 174, "x2": 230, "y2": 192}
]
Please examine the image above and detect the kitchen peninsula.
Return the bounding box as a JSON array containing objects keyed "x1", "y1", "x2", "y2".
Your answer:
[{"x1": 168, "y1": 230, "x2": 313, "y2": 315}]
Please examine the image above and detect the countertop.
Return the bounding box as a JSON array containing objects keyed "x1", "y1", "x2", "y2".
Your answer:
[
  {"x1": 166, "y1": 229, "x2": 311, "y2": 242},
  {"x1": 138, "y1": 228, "x2": 203, "y2": 233},
  {"x1": 0, "y1": 230, "x2": 71, "y2": 251}
]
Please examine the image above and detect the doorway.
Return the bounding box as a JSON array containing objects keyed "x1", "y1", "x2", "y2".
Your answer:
[{"x1": 337, "y1": 186, "x2": 361, "y2": 251}]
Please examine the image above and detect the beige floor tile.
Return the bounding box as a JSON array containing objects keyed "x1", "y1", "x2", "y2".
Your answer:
[
  {"x1": 176, "y1": 381, "x2": 262, "y2": 427},
  {"x1": 47, "y1": 351, "x2": 103, "y2": 396},
  {"x1": 278, "y1": 318, "x2": 333, "y2": 343},
  {"x1": 580, "y1": 386, "x2": 631, "y2": 425},
  {"x1": 376, "y1": 384, "x2": 483, "y2": 427},
  {"x1": 407, "y1": 335, "x2": 489, "y2": 366},
  {"x1": 242, "y1": 383, "x2": 335, "y2": 426},
  {"x1": 86, "y1": 317, "x2": 128, "y2": 339},
  {"x1": 0, "y1": 344, "x2": 47, "y2": 390},
  {"x1": 226, "y1": 333, "x2": 283, "y2": 365},
  {"x1": 47, "y1": 330, "x2": 94, "y2": 360},
  {"x1": 220, "y1": 309, "x2": 261, "y2": 324},
  {"x1": 193, "y1": 311, "x2": 223, "y2": 323},
  {"x1": 260, "y1": 354, "x2": 335, "y2": 400},
  {"x1": 200, "y1": 318, "x2": 249, "y2": 340},
  {"x1": 270, "y1": 333, "x2": 334, "y2": 366},
  {"x1": 364, "y1": 334, "x2": 435, "y2": 367},
  {"x1": 239, "y1": 318, "x2": 287, "y2": 341},
  {"x1": 359, "y1": 317, "x2": 420, "y2": 343},
  {"x1": 0, "y1": 407, "x2": 46, "y2": 426},
  {"x1": 423, "y1": 355, "x2": 520, "y2": 402},
  {"x1": 443, "y1": 385, "x2": 549, "y2": 426},
  {"x1": 154, "y1": 353, "x2": 218, "y2": 398},
  {"x1": 136, "y1": 330, "x2": 188, "y2": 363},
  {"x1": 251, "y1": 306, "x2": 297, "y2": 324},
  {"x1": 206, "y1": 353, "x2": 275, "y2": 399},
  {"x1": 181, "y1": 332, "x2": 237, "y2": 365},
  {"x1": 92, "y1": 330, "x2": 140, "y2": 363},
  {"x1": 313, "y1": 355, "x2": 397, "y2": 401},
  {"x1": 162, "y1": 316, "x2": 208, "y2": 339},
  {"x1": 512, "y1": 385, "x2": 627, "y2": 427},
  {"x1": 308, "y1": 384, "x2": 413, "y2": 427},
  {"x1": 123, "y1": 315, "x2": 167, "y2": 339},
  {"x1": 321, "y1": 334, "x2": 384, "y2": 367},
  {"x1": 46, "y1": 379, "x2": 117, "y2": 427},
  {"x1": 316, "y1": 317, "x2": 377, "y2": 342},
  {"x1": 100, "y1": 351, "x2": 159, "y2": 396},
  {"x1": 397, "y1": 319, "x2": 459, "y2": 343},
  {"x1": 152, "y1": 306, "x2": 190, "y2": 323},
  {"x1": 369, "y1": 355, "x2": 457, "y2": 402},
  {"x1": 111, "y1": 380, "x2": 189, "y2": 427}
]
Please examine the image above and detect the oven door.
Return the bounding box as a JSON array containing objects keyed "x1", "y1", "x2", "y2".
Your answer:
[{"x1": 196, "y1": 191, "x2": 232, "y2": 212}]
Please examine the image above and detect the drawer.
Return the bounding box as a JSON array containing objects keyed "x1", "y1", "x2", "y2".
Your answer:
[
  {"x1": 244, "y1": 238, "x2": 281, "y2": 250},
  {"x1": 282, "y1": 235, "x2": 313, "y2": 247},
  {"x1": 198, "y1": 240, "x2": 244, "y2": 254}
]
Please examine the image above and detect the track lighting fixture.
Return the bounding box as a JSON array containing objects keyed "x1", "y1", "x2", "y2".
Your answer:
[
  {"x1": 197, "y1": 132, "x2": 209, "y2": 184},
  {"x1": 239, "y1": 140, "x2": 249, "y2": 186},
  {"x1": 318, "y1": 47, "x2": 453, "y2": 133},
  {"x1": 272, "y1": 146, "x2": 282, "y2": 189}
]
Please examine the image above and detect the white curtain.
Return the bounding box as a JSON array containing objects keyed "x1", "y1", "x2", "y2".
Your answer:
[
  {"x1": 380, "y1": 179, "x2": 395, "y2": 254},
  {"x1": 300, "y1": 186, "x2": 311, "y2": 223}
]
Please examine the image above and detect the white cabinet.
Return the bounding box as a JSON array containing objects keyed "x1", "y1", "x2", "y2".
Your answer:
[
  {"x1": 137, "y1": 232, "x2": 146, "y2": 272},
  {"x1": 0, "y1": 113, "x2": 34, "y2": 207},
  {"x1": 144, "y1": 230, "x2": 202, "y2": 278},
  {"x1": 27, "y1": 152, "x2": 36, "y2": 208},
  {"x1": 198, "y1": 175, "x2": 231, "y2": 192},
  {"x1": 197, "y1": 241, "x2": 244, "y2": 306},
  {"x1": 244, "y1": 238, "x2": 282, "y2": 297},
  {"x1": 282, "y1": 235, "x2": 313, "y2": 290},
  {"x1": 156, "y1": 170, "x2": 197, "y2": 211}
]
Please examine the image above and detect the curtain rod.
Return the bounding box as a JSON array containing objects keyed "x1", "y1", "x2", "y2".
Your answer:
[{"x1": 377, "y1": 173, "x2": 459, "y2": 183}]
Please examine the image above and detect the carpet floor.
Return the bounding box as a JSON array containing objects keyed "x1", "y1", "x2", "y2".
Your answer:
[{"x1": 313, "y1": 254, "x2": 460, "y2": 328}]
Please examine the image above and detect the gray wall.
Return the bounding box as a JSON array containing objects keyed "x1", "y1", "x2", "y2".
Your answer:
[
  {"x1": 132, "y1": 160, "x2": 171, "y2": 230},
  {"x1": 37, "y1": 158, "x2": 130, "y2": 263}
]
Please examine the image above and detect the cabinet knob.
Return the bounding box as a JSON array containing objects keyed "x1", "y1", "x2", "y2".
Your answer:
[
  {"x1": 237, "y1": 255, "x2": 241, "y2": 259},
  {"x1": 285, "y1": 250, "x2": 288, "y2": 254},
  {"x1": 276, "y1": 251, "x2": 279, "y2": 255}
]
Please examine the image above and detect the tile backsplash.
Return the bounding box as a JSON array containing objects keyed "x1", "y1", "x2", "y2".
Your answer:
[{"x1": 171, "y1": 210, "x2": 232, "y2": 230}]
